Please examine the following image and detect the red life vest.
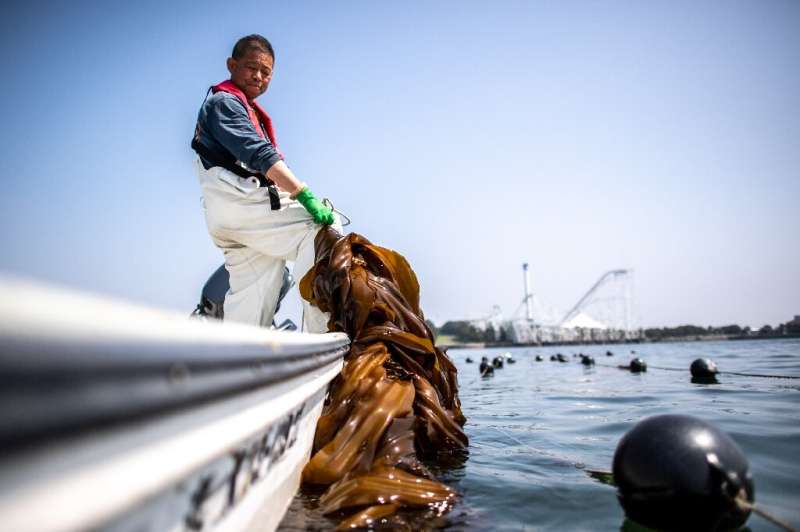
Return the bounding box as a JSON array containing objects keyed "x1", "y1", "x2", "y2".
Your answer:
[{"x1": 211, "y1": 80, "x2": 284, "y2": 159}]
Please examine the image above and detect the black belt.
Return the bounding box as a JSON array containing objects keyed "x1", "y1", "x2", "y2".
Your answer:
[{"x1": 191, "y1": 138, "x2": 281, "y2": 211}]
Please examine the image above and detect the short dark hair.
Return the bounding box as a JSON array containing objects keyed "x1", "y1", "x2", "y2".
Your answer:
[{"x1": 231, "y1": 34, "x2": 274, "y2": 61}]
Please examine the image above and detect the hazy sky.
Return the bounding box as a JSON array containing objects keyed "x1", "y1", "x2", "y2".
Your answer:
[{"x1": 0, "y1": 1, "x2": 797, "y2": 329}]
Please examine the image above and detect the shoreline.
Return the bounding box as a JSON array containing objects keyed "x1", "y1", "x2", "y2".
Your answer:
[{"x1": 439, "y1": 333, "x2": 800, "y2": 350}]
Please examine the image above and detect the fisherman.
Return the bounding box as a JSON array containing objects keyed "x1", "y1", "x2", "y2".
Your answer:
[{"x1": 192, "y1": 34, "x2": 340, "y2": 331}]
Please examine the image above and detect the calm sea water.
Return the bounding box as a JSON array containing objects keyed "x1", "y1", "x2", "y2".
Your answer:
[{"x1": 279, "y1": 338, "x2": 800, "y2": 531}]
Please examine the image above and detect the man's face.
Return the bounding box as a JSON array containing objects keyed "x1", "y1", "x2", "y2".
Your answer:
[{"x1": 227, "y1": 49, "x2": 274, "y2": 101}]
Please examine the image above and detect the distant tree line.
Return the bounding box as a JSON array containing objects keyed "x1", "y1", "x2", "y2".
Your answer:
[
  {"x1": 431, "y1": 318, "x2": 800, "y2": 344},
  {"x1": 436, "y1": 320, "x2": 506, "y2": 343},
  {"x1": 644, "y1": 320, "x2": 800, "y2": 340}
]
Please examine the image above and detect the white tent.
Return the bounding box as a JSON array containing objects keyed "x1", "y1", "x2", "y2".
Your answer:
[{"x1": 561, "y1": 312, "x2": 608, "y2": 330}]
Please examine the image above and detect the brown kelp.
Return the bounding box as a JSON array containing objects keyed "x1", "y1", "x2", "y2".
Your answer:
[{"x1": 299, "y1": 227, "x2": 468, "y2": 529}]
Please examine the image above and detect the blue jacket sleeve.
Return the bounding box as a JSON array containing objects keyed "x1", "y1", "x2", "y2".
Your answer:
[{"x1": 205, "y1": 94, "x2": 283, "y2": 173}]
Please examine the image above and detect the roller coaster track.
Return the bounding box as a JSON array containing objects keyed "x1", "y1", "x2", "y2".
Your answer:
[{"x1": 559, "y1": 269, "x2": 633, "y2": 330}]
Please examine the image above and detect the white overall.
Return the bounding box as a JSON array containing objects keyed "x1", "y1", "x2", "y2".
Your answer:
[{"x1": 194, "y1": 158, "x2": 341, "y2": 332}]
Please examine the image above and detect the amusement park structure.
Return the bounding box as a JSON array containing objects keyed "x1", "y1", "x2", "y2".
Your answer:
[{"x1": 474, "y1": 264, "x2": 641, "y2": 345}]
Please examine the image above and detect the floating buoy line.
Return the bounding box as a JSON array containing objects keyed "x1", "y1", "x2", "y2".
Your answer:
[
  {"x1": 469, "y1": 350, "x2": 800, "y2": 381},
  {"x1": 488, "y1": 407, "x2": 798, "y2": 531},
  {"x1": 482, "y1": 416, "x2": 797, "y2": 531},
  {"x1": 594, "y1": 361, "x2": 800, "y2": 380},
  {"x1": 737, "y1": 497, "x2": 798, "y2": 532},
  {"x1": 459, "y1": 352, "x2": 798, "y2": 530}
]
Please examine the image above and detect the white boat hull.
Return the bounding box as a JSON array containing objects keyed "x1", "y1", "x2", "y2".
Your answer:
[{"x1": 0, "y1": 277, "x2": 349, "y2": 532}]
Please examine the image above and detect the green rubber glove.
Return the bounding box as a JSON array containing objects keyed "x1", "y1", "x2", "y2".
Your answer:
[{"x1": 295, "y1": 187, "x2": 335, "y2": 225}]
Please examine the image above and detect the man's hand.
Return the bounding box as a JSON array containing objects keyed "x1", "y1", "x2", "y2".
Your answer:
[
  {"x1": 294, "y1": 187, "x2": 334, "y2": 225},
  {"x1": 264, "y1": 161, "x2": 334, "y2": 225}
]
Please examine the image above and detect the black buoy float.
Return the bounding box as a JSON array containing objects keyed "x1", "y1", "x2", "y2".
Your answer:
[
  {"x1": 613, "y1": 414, "x2": 754, "y2": 531},
  {"x1": 606, "y1": 350, "x2": 614, "y2": 357},
  {"x1": 492, "y1": 356, "x2": 504, "y2": 369},
  {"x1": 465, "y1": 357, "x2": 473, "y2": 364},
  {"x1": 500, "y1": 351, "x2": 516, "y2": 364},
  {"x1": 627, "y1": 358, "x2": 647, "y2": 373},
  {"x1": 479, "y1": 357, "x2": 494, "y2": 377},
  {"x1": 691, "y1": 358, "x2": 720, "y2": 384}
]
